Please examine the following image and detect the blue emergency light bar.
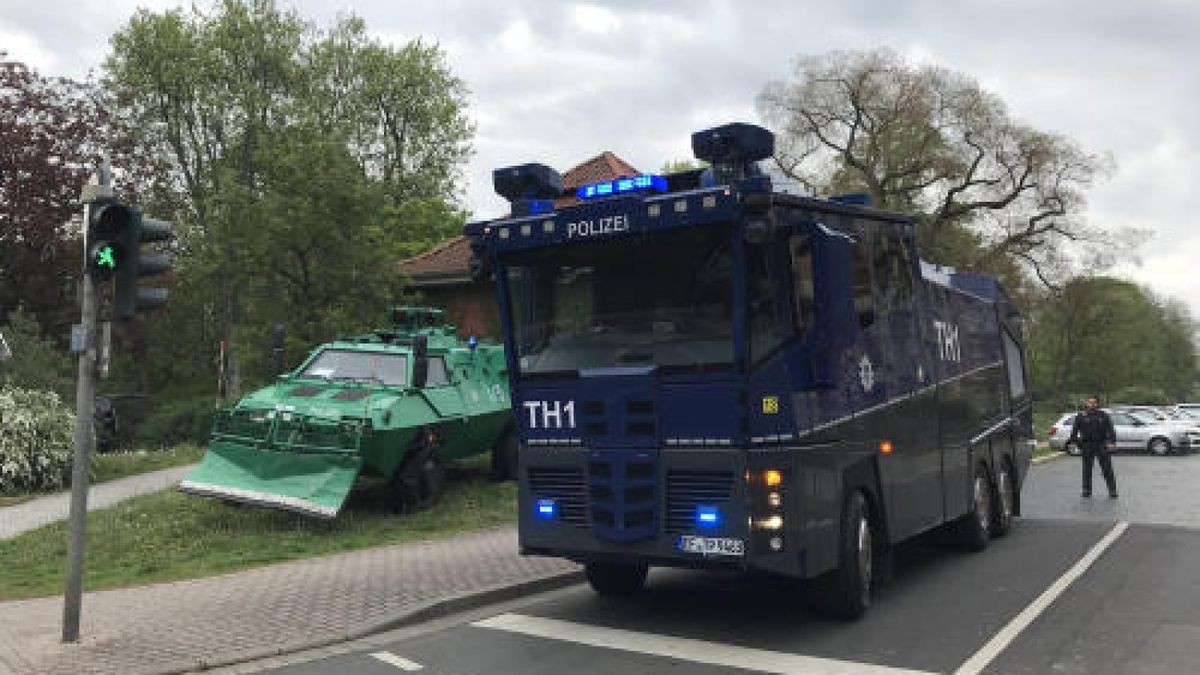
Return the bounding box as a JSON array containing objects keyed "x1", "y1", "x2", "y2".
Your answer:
[{"x1": 576, "y1": 173, "x2": 668, "y2": 201}]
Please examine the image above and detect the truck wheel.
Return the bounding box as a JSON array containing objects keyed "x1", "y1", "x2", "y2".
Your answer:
[
  {"x1": 490, "y1": 426, "x2": 520, "y2": 482},
  {"x1": 585, "y1": 562, "x2": 648, "y2": 597},
  {"x1": 391, "y1": 445, "x2": 444, "y2": 512},
  {"x1": 816, "y1": 490, "x2": 873, "y2": 620},
  {"x1": 955, "y1": 464, "x2": 992, "y2": 552},
  {"x1": 991, "y1": 459, "x2": 1016, "y2": 538},
  {"x1": 1148, "y1": 437, "x2": 1172, "y2": 456}
]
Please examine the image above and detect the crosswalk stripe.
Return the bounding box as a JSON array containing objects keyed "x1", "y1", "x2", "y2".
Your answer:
[
  {"x1": 370, "y1": 651, "x2": 424, "y2": 671},
  {"x1": 473, "y1": 613, "x2": 936, "y2": 675}
]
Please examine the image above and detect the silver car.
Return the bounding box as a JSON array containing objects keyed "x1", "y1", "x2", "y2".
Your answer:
[{"x1": 1049, "y1": 409, "x2": 1200, "y2": 456}]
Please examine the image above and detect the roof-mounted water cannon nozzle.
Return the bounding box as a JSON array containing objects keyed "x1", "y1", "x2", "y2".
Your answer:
[
  {"x1": 493, "y1": 163, "x2": 563, "y2": 217},
  {"x1": 691, "y1": 122, "x2": 775, "y2": 185}
]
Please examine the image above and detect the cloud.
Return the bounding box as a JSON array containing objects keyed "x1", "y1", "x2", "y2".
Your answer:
[{"x1": 3, "y1": 0, "x2": 1196, "y2": 318}]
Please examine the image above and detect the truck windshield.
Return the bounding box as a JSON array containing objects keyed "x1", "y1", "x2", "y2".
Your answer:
[
  {"x1": 297, "y1": 349, "x2": 408, "y2": 386},
  {"x1": 503, "y1": 224, "x2": 734, "y2": 375}
]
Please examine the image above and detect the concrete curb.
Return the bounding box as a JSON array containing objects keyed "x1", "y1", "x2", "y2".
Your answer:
[
  {"x1": 1033, "y1": 451, "x2": 1067, "y2": 465},
  {"x1": 179, "y1": 568, "x2": 585, "y2": 673}
]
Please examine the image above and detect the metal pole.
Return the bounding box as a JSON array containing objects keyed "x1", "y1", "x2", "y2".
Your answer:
[{"x1": 62, "y1": 162, "x2": 109, "y2": 642}]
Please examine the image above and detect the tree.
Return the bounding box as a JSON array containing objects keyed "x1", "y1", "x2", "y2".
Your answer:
[
  {"x1": 1027, "y1": 276, "x2": 1198, "y2": 404},
  {"x1": 757, "y1": 49, "x2": 1117, "y2": 287},
  {"x1": 104, "y1": 0, "x2": 474, "y2": 397},
  {"x1": 0, "y1": 51, "x2": 160, "y2": 336}
]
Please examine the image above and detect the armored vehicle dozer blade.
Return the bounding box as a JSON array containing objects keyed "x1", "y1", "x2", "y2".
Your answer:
[{"x1": 179, "y1": 439, "x2": 362, "y2": 518}]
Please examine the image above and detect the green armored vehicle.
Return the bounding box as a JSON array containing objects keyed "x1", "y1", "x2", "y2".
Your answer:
[{"x1": 180, "y1": 307, "x2": 515, "y2": 518}]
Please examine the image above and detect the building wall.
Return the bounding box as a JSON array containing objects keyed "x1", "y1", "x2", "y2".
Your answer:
[{"x1": 414, "y1": 282, "x2": 501, "y2": 340}]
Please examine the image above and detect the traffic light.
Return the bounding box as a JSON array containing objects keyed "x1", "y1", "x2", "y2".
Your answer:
[
  {"x1": 114, "y1": 210, "x2": 173, "y2": 320},
  {"x1": 85, "y1": 199, "x2": 134, "y2": 282}
]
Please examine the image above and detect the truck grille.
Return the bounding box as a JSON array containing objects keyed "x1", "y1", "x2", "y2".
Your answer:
[
  {"x1": 588, "y1": 450, "x2": 658, "y2": 543},
  {"x1": 528, "y1": 467, "x2": 589, "y2": 527},
  {"x1": 666, "y1": 470, "x2": 735, "y2": 532}
]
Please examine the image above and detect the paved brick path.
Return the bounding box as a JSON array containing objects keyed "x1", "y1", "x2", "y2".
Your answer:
[
  {"x1": 0, "y1": 526, "x2": 579, "y2": 675},
  {"x1": 0, "y1": 465, "x2": 196, "y2": 541}
]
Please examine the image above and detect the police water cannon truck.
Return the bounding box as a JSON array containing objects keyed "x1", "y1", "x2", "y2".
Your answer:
[{"x1": 467, "y1": 122, "x2": 1034, "y2": 619}]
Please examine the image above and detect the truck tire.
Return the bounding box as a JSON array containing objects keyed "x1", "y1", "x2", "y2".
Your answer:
[
  {"x1": 991, "y1": 459, "x2": 1016, "y2": 538},
  {"x1": 585, "y1": 562, "x2": 648, "y2": 597},
  {"x1": 490, "y1": 426, "x2": 520, "y2": 482},
  {"x1": 391, "y1": 443, "x2": 444, "y2": 512},
  {"x1": 955, "y1": 464, "x2": 992, "y2": 552},
  {"x1": 816, "y1": 490, "x2": 873, "y2": 620}
]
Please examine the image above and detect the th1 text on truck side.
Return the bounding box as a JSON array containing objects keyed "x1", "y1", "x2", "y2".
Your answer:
[{"x1": 467, "y1": 122, "x2": 1034, "y2": 619}]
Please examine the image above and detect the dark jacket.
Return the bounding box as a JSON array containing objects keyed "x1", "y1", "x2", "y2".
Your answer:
[{"x1": 1068, "y1": 409, "x2": 1117, "y2": 450}]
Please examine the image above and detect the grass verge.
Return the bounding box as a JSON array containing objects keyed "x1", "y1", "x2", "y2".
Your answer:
[
  {"x1": 0, "y1": 444, "x2": 205, "y2": 507},
  {"x1": 0, "y1": 463, "x2": 515, "y2": 601}
]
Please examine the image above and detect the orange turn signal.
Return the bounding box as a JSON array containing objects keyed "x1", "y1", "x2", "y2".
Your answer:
[
  {"x1": 879, "y1": 440, "x2": 894, "y2": 454},
  {"x1": 764, "y1": 469, "x2": 783, "y2": 487}
]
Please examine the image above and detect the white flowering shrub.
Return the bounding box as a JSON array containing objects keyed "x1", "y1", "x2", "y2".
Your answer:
[{"x1": 0, "y1": 385, "x2": 75, "y2": 492}]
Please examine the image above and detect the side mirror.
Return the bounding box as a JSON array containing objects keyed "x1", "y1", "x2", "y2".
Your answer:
[
  {"x1": 806, "y1": 223, "x2": 858, "y2": 387},
  {"x1": 411, "y1": 334, "x2": 429, "y2": 388}
]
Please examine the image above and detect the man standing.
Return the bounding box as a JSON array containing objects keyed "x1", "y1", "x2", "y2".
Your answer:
[{"x1": 1067, "y1": 396, "x2": 1119, "y2": 498}]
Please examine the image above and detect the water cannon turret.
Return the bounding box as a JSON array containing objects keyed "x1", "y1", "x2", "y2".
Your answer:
[
  {"x1": 691, "y1": 123, "x2": 775, "y2": 185},
  {"x1": 493, "y1": 163, "x2": 563, "y2": 217}
]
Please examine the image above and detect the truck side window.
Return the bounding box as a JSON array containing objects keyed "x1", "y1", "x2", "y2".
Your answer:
[
  {"x1": 851, "y1": 236, "x2": 875, "y2": 329},
  {"x1": 425, "y1": 357, "x2": 450, "y2": 387},
  {"x1": 747, "y1": 241, "x2": 791, "y2": 363},
  {"x1": 1001, "y1": 329, "x2": 1026, "y2": 398},
  {"x1": 872, "y1": 230, "x2": 913, "y2": 315},
  {"x1": 788, "y1": 234, "x2": 815, "y2": 331}
]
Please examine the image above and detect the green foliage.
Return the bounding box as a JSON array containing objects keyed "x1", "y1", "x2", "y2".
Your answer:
[
  {"x1": 1110, "y1": 385, "x2": 1171, "y2": 406},
  {"x1": 1027, "y1": 276, "x2": 1198, "y2": 406},
  {"x1": 134, "y1": 396, "x2": 218, "y2": 448},
  {"x1": 660, "y1": 159, "x2": 702, "y2": 174},
  {"x1": 0, "y1": 312, "x2": 74, "y2": 403},
  {"x1": 0, "y1": 385, "x2": 75, "y2": 493},
  {"x1": 102, "y1": 0, "x2": 475, "y2": 401}
]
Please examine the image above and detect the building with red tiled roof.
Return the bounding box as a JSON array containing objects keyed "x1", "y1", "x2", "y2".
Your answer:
[{"x1": 397, "y1": 152, "x2": 639, "y2": 337}]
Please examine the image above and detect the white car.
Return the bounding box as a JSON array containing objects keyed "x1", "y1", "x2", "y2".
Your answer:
[{"x1": 1049, "y1": 409, "x2": 1200, "y2": 456}]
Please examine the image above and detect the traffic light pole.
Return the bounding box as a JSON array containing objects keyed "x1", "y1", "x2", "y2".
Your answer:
[{"x1": 62, "y1": 166, "x2": 109, "y2": 643}]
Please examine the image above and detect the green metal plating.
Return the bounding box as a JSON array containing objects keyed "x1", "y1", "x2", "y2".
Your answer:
[{"x1": 180, "y1": 307, "x2": 512, "y2": 517}]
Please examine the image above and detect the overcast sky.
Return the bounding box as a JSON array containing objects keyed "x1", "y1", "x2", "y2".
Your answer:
[{"x1": 2, "y1": 0, "x2": 1196, "y2": 316}]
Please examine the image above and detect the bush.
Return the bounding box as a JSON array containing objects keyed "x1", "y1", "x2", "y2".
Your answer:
[
  {"x1": 135, "y1": 395, "x2": 217, "y2": 448},
  {"x1": 0, "y1": 385, "x2": 75, "y2": 493},
  {"x1": 1110, "y1": 385, "x2": 1171, "y2": 406}
]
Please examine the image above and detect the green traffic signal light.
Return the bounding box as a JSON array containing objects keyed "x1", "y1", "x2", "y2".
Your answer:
[{"x1": 95, "y1": 245, "x2": 116, "y2": 270}]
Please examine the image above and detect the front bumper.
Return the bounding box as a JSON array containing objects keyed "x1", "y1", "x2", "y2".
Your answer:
[{"x1": 517, "y1": 445, "x2": 805, "y2": 577}]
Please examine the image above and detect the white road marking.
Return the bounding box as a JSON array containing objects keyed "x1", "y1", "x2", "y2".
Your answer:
[
  {"x1": 473, "y1": 613, "x2": 936, "y2": 675},
  {"x1": 370, "y1": 651, "x2": 424, "y2": 671},
  {"x1": 954, "y1": 521, "x2": 1130, "y2": 675}
]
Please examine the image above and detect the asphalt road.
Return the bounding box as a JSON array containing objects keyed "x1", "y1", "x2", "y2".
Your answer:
[{"x1": 254, "y1": 455, "x2": 1200, "y2": 675}]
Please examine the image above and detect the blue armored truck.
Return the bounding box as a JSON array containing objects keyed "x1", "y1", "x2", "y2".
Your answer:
[{"x1": 467, "y1": 122, "x2": 1034, "y2": 618}]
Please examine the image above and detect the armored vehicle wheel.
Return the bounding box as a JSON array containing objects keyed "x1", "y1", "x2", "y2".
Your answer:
[
  {"x1": 390, "y1": 444, "x2": 444, "y2": 512},
  {"x1": 955, "y1": 464, "x2": 992, "y2": 552},
  {"x1": 991, "y1": 459, "x2": 1016, "y2": 538},
  {"x1": 585, "y1": 562, "x2": 648, "y2": 597},
  {"x1": 490, "y1": 426, "x2": 520, "y2": 482},
  {"x1": 816, "y1": 490, "x2": 873, "y2": 620}
]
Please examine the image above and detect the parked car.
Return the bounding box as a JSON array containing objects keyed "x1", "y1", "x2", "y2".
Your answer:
[{"x1": 1049, "y1": 409, "x2": 1200, "y2": 456}]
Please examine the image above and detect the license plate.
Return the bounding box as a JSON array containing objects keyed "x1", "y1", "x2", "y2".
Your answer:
[{"x1": 678, "y1": 535, "x2": 745, "y2": 557}]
